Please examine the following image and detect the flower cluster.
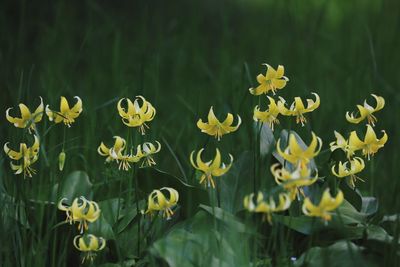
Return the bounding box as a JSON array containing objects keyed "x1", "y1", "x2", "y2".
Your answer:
[
  {"x1": 98, "y1": 96, "x2": 160, "y2": 171},
  {"x1": 4, "y1": 96, "x2": 83, "y2": 177},
  {"x1": 58, "y1": 196, "x2": 105, "y2": 263},
  {"x1": 192, "y1": 105, "x2": 240, "y2": 188},
  {"x1": 330, "y1": 94, "x2": 388, "y2": 188},
  {"x1": 245, "y1": 63, "x2": 343, "y2": 223}
]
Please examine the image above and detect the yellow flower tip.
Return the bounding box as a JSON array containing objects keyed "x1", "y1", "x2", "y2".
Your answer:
[
  {"x1": 117, "y1": 96, "x2": 156, "y2": 133},
  {"x1": 278, "y1": 93, "x2": 320, "y2": 126},
  {"x1": 346, "y1": 94, "x2": 385, "y2": 126},
  {"x1": 302, "y1": 189, "x2": 343, "y2": 221},
  {"x1": 73, "y1": 234, "x2": 106, "y2": 263},
  {"x1": 253, "y1": 97, "x2": 281, "y2": 131},
  {"x1": 348, "y1": 124, "x2": 388, "y2": 160},
  {"x1": 249, "y1": 64, "x2": 289, "y2": 96},
  {"x1": 145, "y1": 187, "x2": 179, "y2": 220},
  {"x1": 197, "y1": 107, "x2": 241, "y2": 140},
  {"x1": 46, "y1": 96, "x2": 83, "y2": 127},
  {"x1": 5, "y1": 97, "x2": 44, "y2": 133},
  {"x1": 244, "y1": 192, "x2": 291, "y2": 223}
]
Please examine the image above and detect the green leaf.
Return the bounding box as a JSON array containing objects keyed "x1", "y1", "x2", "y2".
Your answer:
[{"x1": 56, "y1": 170, "x2": 93, "y2": 201}]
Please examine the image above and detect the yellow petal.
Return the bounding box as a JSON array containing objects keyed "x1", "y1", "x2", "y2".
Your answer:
[{"x1": 60, "y1": 97, "x2": 70, "y2": 113}]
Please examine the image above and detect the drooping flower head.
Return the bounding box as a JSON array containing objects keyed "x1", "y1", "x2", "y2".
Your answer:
[
  {"x1": 97, "y1": 136, "x2": 142, "y2": 171},
  {"x1": 117, "y1": 96, "x2": 156, "y2": 135},
  {"x1": 302, "y1": 188, "x2": 343, "y2": 221},
  {"x1": 271, "y1": 163, "x2": 318, "y2": 200},
  {"x1": 4, "y1": 135, "x2": 40, "y2": 178},
  {"x1": 6, "y1": 97, "x2": 44, "y2": 133},
  {"x1": 249, "y1": 64, "x2": 289, "y2": 95},
  {"x1": 331, "y1": 157, "x2": 365, "y2": 188},
  {"x1": 190, "y1": 148, "x2": 233, "y2": 188},
  {"x1": 276, "y1": 132, "x2": 322, "y2": 168},
  {"x1": 145, "y1": 187, "x2": 179, "y2": 220},
  {"x1": 278, "y1": 93, "x2": 320, "y2": 126},
  {"x1": 253, "y1": 96, "x2": 281, "y2": 131},
  {"x1": 244, "y1": 192, "x2": 291, "y2": 224},
  {"x1": 135, "y1": 141, "x2": 161, "y2": 167},
  {"x1": 73, "y1": 234, "x2": 106, "y2": 263},
  {"x1": 346, "y1": 94, "x2": 385, "y2": 126},
  {"x1": 197, "y1": 107, "x2": 241, "y2": 141},
  {"x1": 46, "y1": 96, "x2": 83, "y2": 127},
  {"x1": 58, "y1": 197, "x2": 101, "y2": 233},
  {"x1": 348, "y1": 124, "x2": 388, "y2": 160}
]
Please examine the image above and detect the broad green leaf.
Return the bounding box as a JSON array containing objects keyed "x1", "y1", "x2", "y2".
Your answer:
[{"x1": 56, "y1": 170, "x2": 93, "y2": 201}]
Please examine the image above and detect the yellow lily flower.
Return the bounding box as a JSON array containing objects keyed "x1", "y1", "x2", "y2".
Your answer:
[
  {"x1": 331, "y1": 157, "x2": 365, "y2": 188},
  {"x1": 6, "y1": 97, "x2": 44, "y2": 133},
  {"x1": 253, "y1": 96, "x2": 281, "y2": 131},
  {"x1": 197, "y1": 106, "x2": 241, "y2": 141},
  {"x1": 271, "y1": 163, "x2": 319, "y2": 200},
  {"x1": 190, "y1": 148, "x2": 233, "y2": 188},
  {"x1": 58, "y1": 197, "x2": 101, "y2": 233},
  {"x1": 46, "y1": 96, "x2": 83, "y2": 127},
  {"x1": 135, "y1": 141, "x2": 161, "y2": 167},
  {"x1": 302, "y1": 188, "x2": 343, "y2": 221},
  {"x1": 276, "y1": 132, "x2": 322, "y2": 168},
  {"x1": 278, "y1": 93, "x2": 320, "y2": 126},
  {"x1": 249, "y1": 64, "x2": 289, "y2": 95},
  {"x1": 348, "y1": 124, "x2": 388, "y2": 160},
  {"x1": 346, "y1": 94, "x2": 385, "y2": 126},
  {"x1": 73, "y1": 234, "x2": 106, "y2": 263},
  {"x1": 4, "y1": 135, "x2": 40, "y2": 178},
  {"x1": 244, "y1": 192, "x2": 291, "y2": 224},
  {"x1": 145, "y1": 187, "x2": 179, "y2": 220},
  {"x1": 117, "y1": 96, "x2": 156, "y2": 135},
  {"x1": 97, "y1": 136, "x2": 142, "y2": 171}
]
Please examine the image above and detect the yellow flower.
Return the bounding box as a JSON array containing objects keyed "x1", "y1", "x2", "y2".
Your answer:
[
  {"x1": 253, "y1": 96, "x2": 281, "y2": 131},
  {"x1": 278, "y1": 93, "x2": 320, "y2": 126},
  {"x1": 244, "y1": 192, "x2": 291, "y2": 224},
  {"x1": 73, "y1": 234, "x2": 106, "y2": 263},
  {"x1": 6, "y1": 97, "x2": 44, "y2": 133},
  {"x1": 4, "y1": 135, "x2": 40, "y2": 178},
  {"x1": 348, "y1": 124, "x2": 388, "y2": 160},
  {"x1": 346, "y1": 94, "x2": 385, "y2": 126},
  {"x1": 271, "y1": 163, "x2": 319, "y2": 200},
  {"x1": 145, "y1": 187, "x2": 179, "y2": 220},
  {"x1": 190, "y1": 148, "x2": 233, "y2": 188},
  {"x1": 117, "y1": 96, "x2": 156, "y2": 135},
  {"x1": 135, "y1": 141, "x2": 161, "y2": 167},
  {"x1": 249, "y1": 64, "x2": 289, "y2": 95},
  {"x1": 331, "y1": 157, "x2": 365, "y2": 188},
  {"x1": 197, "y1": 106, "x2": 241, "y2": 141},
  {"x1": 302, "y1": 188, "x2": 343, "y2": 221},
  {"x1": 276, "y1": 132, "x2": 322, "y2": 168},
  {"x1": 46, "y1": 96, "x2": 83, "y2": 127},
  {"x1": 97, "y1": 136, "x2": 142, "y2": 171},
  {"x1": 58, "y1": 197, "x2": 101, "y2": 233}
]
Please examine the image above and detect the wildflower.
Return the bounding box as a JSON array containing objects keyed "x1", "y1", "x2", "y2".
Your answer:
[
  {"x1": 73, "y1": 234, "x2": 106, "y2": 263},
  {"x1": 144, "y1": 187, "x2": 179, "y2": 220},
  {"x1": 97, "y1": 136, "x2": 142, "y2": 171},
  {"x1": 276, "y1": 132, "x2": 322, "y2": 168},
  {"x1": 58, "y1": 150, "x2": 66, "y2": 171},
  {"x1": 249, "y1": 64, "x2": 289, "y2": 95},
  {"x1": 4, "y1": 135, "x2": 40, "y2": 178},
  {"x1": 136, "y1": 141, "x2": 161, "y2": 167},
  {"x1": 6, "y1": 97, "x2": 44, "y2": 133},
  {"x1": 253, "y1": 96, "x2": 281, "y2": 131},
  {"x1": 197, "y1": 106, "x2": 241, "y2": 140},
  {"x1": 58, "y1": 197, "x2": 101, "y2": 233},
  {"x1": 331, "y1": 157, "x2": 365, "y2": 188},
  {"x1": 117, "y1": 96, "x2": 156, "y2": 135},
  {"x1": 348, "y1": 124, "x2": 388, "y2": 160},
  {"x1": 271, "y1": 163, "x2": 319, "y2": 200},
  {"x1": 329, "y1": 131, "x2": 354, "y2": 158},
  {"x1": 46, "y1": 96, "x2": 83, "y2": 127},
  {"x1": 278, "y1": 93, "x2": 320, "y2": 126},
  {"x1": 302, "y1": 188, "x2": 343, "y2": 221},
  {"x1": 244, "y1": 192, "x2": 291, "y2": 224},
  {"x1": 346, "y1": 94, "x2": 385, "y2": 126},
  {"x1": 190, "y1": 148, "x2": 233, "y2": 188}
]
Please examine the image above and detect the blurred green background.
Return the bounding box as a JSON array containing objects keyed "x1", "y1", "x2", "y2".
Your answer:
[{"x1": 1, "y1": 0, "x2": 399, "y2": 221}]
